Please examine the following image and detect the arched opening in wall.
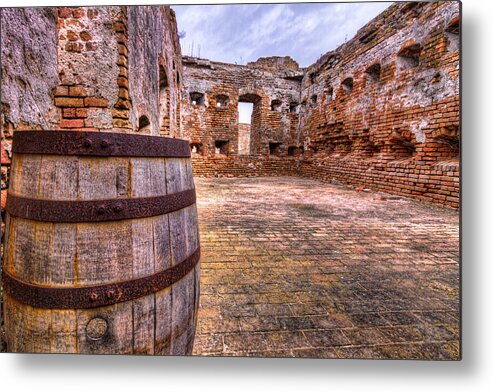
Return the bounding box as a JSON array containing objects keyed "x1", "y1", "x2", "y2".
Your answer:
[
  {"x1": 365, "y1": 63, "x2": 381, "y2": 83},
  {"x1": 341, "y1": 78, "x2": 353, "y2": 94},
  {"x1": 271, "y1": 99, "x2": 282, "y2": 112},
  {"x1": 445, "y1": 16, "x2": 460, "y2": 52},
  {"x1": 190, "y1": 92, "x2": 205, "y2": 106},
  {"x1": 431, "y1": 124, "x2": 460, "y2": 159},
  {"x1": 238, "y1": 93, "x2": 261, "y2": 155},
  {"x1": 289, "y1": 102, "x2": 299, "y2": 113},
  {"x1": 388, "y1": 129, "x2": 416, "y2": 159},
  {"x1": 215, "y1": 94, "x2": 230, "y2": 108},
  {"x1": 397, "y1": 43, "x2": 422, "y2": 69},
  {"x1": 238, "y1": 102, "x2": 253, "y2": 155},
  {"x1": 190, "y1": 142, "x2": 204, "y2": 156},
  {"x1": 138, "y1": 115, "x2": 151, "y2": 133},
  {"x1": 159, "y1": 65, "x2": 170, "y2": 136}
]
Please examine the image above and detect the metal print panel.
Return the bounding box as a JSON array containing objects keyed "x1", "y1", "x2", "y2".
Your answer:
[{"x1": 0, "y1": 1, "x2": 460, "y2": 359}]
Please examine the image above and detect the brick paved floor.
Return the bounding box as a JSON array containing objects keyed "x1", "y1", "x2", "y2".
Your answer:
[{"x1": 192, "y1": 177, "x2": 460, "y2": 359}]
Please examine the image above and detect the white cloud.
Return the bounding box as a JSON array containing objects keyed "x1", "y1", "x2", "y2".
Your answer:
[{"x1": 173, "y1": 2, "x2": 393, "y2": 67}]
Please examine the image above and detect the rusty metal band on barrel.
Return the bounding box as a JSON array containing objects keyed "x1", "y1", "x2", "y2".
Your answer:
[
  {"x1": 6, "y1": 188, "x2": 196, "y2": 222},
  {"x1": 2, "y1": 247, "x2": 200, "y2": 309},
  {"x1": 11, "y1": 130, "x2": 191, "y2": 157}
]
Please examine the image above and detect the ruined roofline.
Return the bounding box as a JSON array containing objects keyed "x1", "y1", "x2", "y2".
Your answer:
[
  {"x1": 183, "y1": 55, "x2": 248, "y2": 69},
  {"x1": 182, "y1": 55, "x2": 305, "y2": 72}
]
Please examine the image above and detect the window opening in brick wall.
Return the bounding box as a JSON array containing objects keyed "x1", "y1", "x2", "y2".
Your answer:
[
  {"x1": 271, "y1": 99, "x2": 282, "y2": 111},
  {"x1": 215, "y1": 140, "x2": 229, "y2": 155},
  {"x1": 269, "y1": 142, "x2": 282, "y2": 156},
  {"x1": 238, "y1": 93, "x2": 261, "y2": 154},
  {"x1": 431, "y1": 124, "x2": 459, "y2": 159},
  {"x1": 287, "y1": 146, "x2": 303, "y2": 156},
  {"x1": 397, "y1": 43, "x2": 422, "y2": 69},
  {"x1": 342, "y1": 77, "x2": 353, "y2": 93},
  {"x1": 190, "y1": 92, "x2": 204, "y2": 106},
  {"x1": 388, "y1": 129, "x2": 416, "y2": 158},
  {"x1": 215, "y1": 94, "x2": 230, "y2": 108},
  {"x1": 365, "y1": 63, "x2": 381, "y2": 83},
  {"x1": 445, "y1": 17, "x2": 459, "y2": 52},
  {"x1": 310, "y1": 94, "x2": 318, "y2": 107},
  {"x1": 190, "y1": 142, "x2": 203, "y2": 155},
  {"x1": 138, "y1": 115, "x2": 151, "y2": 133},
  {"x1": 289, "y1": 102, "x2": 299, "y2": 113}
]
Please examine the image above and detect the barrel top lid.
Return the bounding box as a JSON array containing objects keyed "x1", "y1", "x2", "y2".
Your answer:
[{"x1": 11, "y1": 130, "x2": 191, "y2": 158}]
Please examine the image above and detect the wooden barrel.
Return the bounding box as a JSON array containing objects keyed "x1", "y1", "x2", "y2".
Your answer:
[{"x1": 2, "y1": 130, "x2": 200, "y2": 355}]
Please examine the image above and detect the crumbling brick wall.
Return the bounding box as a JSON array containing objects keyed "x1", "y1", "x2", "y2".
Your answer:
[
  {"x1": 181, "y1": 56, "x2": 303, "y2": 176},
  {"x1": 181, "y1": 1, "x2": 459, "y2": 207},
  {"x1": 298, "y1": 1, "x2": 459, "y2": 207},
  {"x1": 0, "y1": 5, "x2": 183, "y2": 231}
]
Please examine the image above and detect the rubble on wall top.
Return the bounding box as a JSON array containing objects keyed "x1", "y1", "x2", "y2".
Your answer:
[{"x1": 246, "y1": 56, "x2": 300, "y2": 71}]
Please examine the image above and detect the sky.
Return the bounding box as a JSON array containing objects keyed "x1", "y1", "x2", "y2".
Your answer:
[{"x1": 172, "y1": 2, "x2": 393, "y2": 68}]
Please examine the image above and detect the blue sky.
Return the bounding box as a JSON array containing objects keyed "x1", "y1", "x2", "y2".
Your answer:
[{"x1": 173, "y1": 2, "x2": 393, "y2": 68}]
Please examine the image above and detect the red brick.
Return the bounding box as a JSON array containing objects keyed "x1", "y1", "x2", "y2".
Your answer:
[
  {"x1": 87, "y1": 9, "x2": 98, "y2": 20},
  {"x1": 85, "y1": 42, "x2": 97, "y2": 51},
  {"x1": 65, "y1": 42, "x2": 83, "y2": 53},
  {"x1": 62, "y1": 108, "x2": 76, "y2": 118},
  {"x1": 80, "y1": 31, "x2": 92, "y2": 41},
  {"x1": 54, "y1": 97, "x2": 84, "y2": 107},
  {"x1": 53, "y1": 86, "x2": 69, "y2": 97},
  {"x1": 114, "y1": 98, "x2": 131, "y2": 110},
  {"x1": 58, "y1": 8, "x2": 73, "y2": 18},
  {"x1": 72, "y1": 8, "x2": 85, "y2": 18},
  {"x1": 68, "y1": 86, "x2": 87, "y2": 97},
  {"x1": 60, "y1": 119, "x2": 84, "y2": 128},
  {"x1": 113, "y1": 22, "x2": 126, "y2": 33},
  {"x1": 67, "y1": 30, "x2": 78, "y2": 41},
  {"x1": 76, "y1": 108, "x2": 88, "y2": 118},
  {"x1": 1, "y1": 141, "x2": 11, "y2": 165},
  {"x1": 84, "y1": 97, "x2": 109, "y2": 107},
  {"x1": 117, "y1": 77, "x2": 129, "y2": 89}
]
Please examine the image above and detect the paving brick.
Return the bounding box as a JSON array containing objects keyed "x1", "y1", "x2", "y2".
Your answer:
[{"x1": 191, "y1": 177, "x2": 459, "y2": 359}]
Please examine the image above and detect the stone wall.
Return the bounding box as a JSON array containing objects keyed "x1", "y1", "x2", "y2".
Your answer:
[{"x1": 0, "y1": 5, "x2": 183, "y2": 229}]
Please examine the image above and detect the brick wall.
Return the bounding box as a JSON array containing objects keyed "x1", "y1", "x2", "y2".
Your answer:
[
  {"x1": 191, "y1": 155, "x2": 299, "y2": 178},
  {"x1": 297, "y1": 2, "x2": 460, "y2": 208},
  {"x1": 181, "y1": 56, "x2": 303, "y2": 159}
]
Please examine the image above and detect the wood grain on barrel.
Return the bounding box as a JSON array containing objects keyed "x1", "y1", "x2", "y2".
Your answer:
[{"x1": 4, "y1": 147, "x2": 199, "y2": 355}]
